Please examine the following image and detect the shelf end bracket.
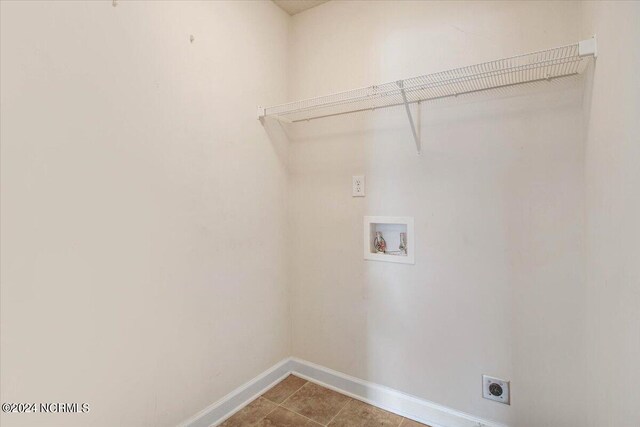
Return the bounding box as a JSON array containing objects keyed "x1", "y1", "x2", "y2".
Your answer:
[
  {"x1": 579, "y1": 36, "x2": 597, "y2": 58},
  {"x1": 257, "y1": 106, "x2": 266, "y2": 123},
  {"x1": 398, "y1": 81, "x2": 421, "y2": 155},
  {"x1": 258, "y1": 107, "x2": 294, "y2": 125}
]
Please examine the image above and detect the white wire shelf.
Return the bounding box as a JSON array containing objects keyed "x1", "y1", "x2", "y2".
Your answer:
[{"x1": 258, "y1": 37, "x2": 596, "y2": 153}]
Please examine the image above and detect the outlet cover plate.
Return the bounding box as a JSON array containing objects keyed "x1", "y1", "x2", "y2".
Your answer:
[
  {"x1": 352, "y1": 176, "x2": 365, "y2": 197},
  {"x1": 482, "y1": 375, "x2": 510, "y2": 405}
]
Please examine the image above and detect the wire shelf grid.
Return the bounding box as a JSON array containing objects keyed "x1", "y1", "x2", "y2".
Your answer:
[{"x1": 260, "y1": 41, "x2": 594, "y2": 123}]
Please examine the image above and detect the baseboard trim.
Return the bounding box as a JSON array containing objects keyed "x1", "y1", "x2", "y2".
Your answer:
[
  {"x1": 289, "y1": 358, "x2": 506, "y2": 427},
  {"x1": 177, "y1": 358, "x2": 292, "y2": 427},
  {"x1": 179, "y1": 357, "x2": 507, "y2": 427}
]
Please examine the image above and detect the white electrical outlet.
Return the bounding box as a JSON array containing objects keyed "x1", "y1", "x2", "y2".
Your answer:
[
  {"x1": 352, "y1": 176, "x2": 365, "y2": 197},
  {"x1": 482, "y1": 375, "x2": 510, "y2": 405}
]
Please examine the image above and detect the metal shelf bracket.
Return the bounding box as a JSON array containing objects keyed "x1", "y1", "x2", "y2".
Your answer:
[{"x1": 399, "y1": 81, "x2": 421, "y2": 154}]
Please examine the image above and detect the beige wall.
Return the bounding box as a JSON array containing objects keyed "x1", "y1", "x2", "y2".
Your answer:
[
  {"x1": 0, "y1": 1, "x2": 290, "y2": 426},
  {"x1": 287, "y1": 2, "x2": 588, "y2": 426},
  {"x1": 581, "y1": 2, "x2": 640, "y2": 427},
  {"x1": 2, "y1": 1, "x2": 638, "y2": 427}
]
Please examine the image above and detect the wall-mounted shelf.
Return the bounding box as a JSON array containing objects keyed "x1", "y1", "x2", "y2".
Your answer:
[{"x1": 258, "y1": 37, "x2": 596, "y2": 154}]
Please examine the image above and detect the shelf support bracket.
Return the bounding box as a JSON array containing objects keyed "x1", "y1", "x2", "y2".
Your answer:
[
  {"x1": 398, "y1": 81, "x2": 421, "y2": 154},
  {"x1": 257, "y1": 106, "x2": 293, "y2": 125}
]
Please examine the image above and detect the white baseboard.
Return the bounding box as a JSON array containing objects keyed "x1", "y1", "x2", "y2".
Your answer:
[
  {"x1": 289, "y1": 358, "x2": 506, "y2": 427},
  {"x1": 177, "y1": 358, "x2": 292, "y2": 427},
  {"x1": 179, "y1": 357, "x2": 507, "y2": 427}
]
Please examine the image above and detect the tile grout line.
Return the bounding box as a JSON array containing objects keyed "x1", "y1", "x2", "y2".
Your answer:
[
  {"x1": 263, "y1": 379, "x2": 324, "y2": 425},
  {"x1": 254, "y1": 377, "x2": 310, "y2": 426},
  {"x1": 323, "y1": 396, "x2": 352, "y2": 426},
  {"x1": 277, "y1": 379, "x2": 348, "y2": 426},
  {"x1": 277, "y1": 379, "x2": 310, "y2": 407},
  {"x1": 277, "y1": 381, "x2": 325, "y2": 426},
  {"x1": 280, "y1": 406, "x2": 324, "y2": 426},
  {"x1": 258, "y1": 399, "x2": 281, "y2": 425},
  {"x1": 258, "y1": 404, "x2": 322, "y2": 427}
]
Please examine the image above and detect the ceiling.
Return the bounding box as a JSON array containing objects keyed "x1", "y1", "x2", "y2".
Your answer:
[{"x1": 272, "y1": 0, "x2": 330, "y2": 16}]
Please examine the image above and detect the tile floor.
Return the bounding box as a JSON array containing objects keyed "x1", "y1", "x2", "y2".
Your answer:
[{"x1": 220, "y1": 375, "x2": 430, "y2": 427}]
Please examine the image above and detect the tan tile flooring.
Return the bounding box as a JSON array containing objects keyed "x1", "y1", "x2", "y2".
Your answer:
[{"x1": 220, "y1": 375, "x2": 430, "y2": 427}]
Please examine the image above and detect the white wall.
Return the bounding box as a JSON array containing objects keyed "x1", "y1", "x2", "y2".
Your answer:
[
  {"x1": 581, "y1": 3, "x2": 640, "y2": 427},
  {"x1": 0, "y1": 2, "x2": 290, "y2": 426},
  {"x1": 287, "y1": 2, "x2": 588, "y2": 426}
]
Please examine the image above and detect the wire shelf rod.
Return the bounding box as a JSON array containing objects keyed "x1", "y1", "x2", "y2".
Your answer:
[
  {"x1": 288, "y1": 72, "x2": 579, "y2": 123},
  {"x1": 257, "y1": 37, "x2": 597, "y2": 153}
]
